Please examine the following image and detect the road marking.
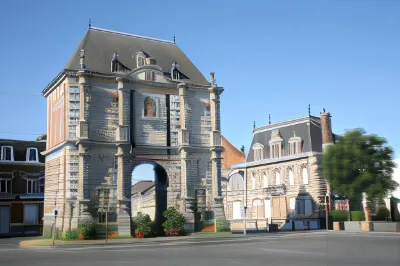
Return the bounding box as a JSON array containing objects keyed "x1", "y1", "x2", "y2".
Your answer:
[{"x1": 256, "y1": 247, "x2": 325, "y2": 256}]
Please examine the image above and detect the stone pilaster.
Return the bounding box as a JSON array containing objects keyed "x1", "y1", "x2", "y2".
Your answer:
[
  {"x1": 209, "y1": 72, "x2": 225, "y2": 219},
  {"x1": 116, "y1": 144, "x2": 131, "y2": 235},
  {"x1": 77, "y1": 144, "x2": 92, "y2": 224},
  {"x1": 178, "y1": 83, "x2": 190, "y2": 199}
]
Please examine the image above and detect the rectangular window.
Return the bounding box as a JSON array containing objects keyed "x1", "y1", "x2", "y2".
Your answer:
[
  {"x1": 232, "y1": 201, "x2": 242, "y2": 219},
  {"x1": 1, "y1": 146, "x2": 13, "y2": 161},
  {"x1": 27, "y1": 180, "x2": 43, "y2": 194},
  {"x1": 0, "y1": 179, "x2": 11, "y2": 193},
  {"x1": 26, "y1": 148, "x2": 38, "y2": 162},
  {"x1": 24, "y1": 204, "x2": 39, "y2": 225},
  {"x1": 145, "y1": 71, "x2": 155, "y2": 81}
]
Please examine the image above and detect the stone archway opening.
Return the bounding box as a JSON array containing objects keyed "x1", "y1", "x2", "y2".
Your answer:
[{"x1": 131, "y1": 162, "x2": 168, "y2": 235}]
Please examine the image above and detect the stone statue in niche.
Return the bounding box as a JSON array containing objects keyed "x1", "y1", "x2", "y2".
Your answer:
[{"x1": 144, "y1": 96, "x2": 156, "y2": 117}]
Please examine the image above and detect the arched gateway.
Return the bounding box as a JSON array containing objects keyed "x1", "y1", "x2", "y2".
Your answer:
[{"x1": 41, "y1": 27, "x2": 225, "y2": 236}]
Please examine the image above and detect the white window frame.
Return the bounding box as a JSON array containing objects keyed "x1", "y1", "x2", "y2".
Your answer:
[
  {"x1": 302, "y1": 166, "x2": 309, "y2": 185},
  {"x1": 0, "y1": 178, "x2": 11, "y2": 193},
  {"x1": 0, "y1": 146, "x2": 14, "y2": 161},
  {"x1": 252, "y1": 143, "x2": 264, "y2": 161},
  {"x1": 137, "y1": 55, "x2": 145, "y2": 67},
  {"x1": 275, "y1": 170, "x2": 281, "y2": 185},
  {"x1": 252, "y1": 174, "x2": 256, "y2": 189},
  {"x1": 288, "y1": 168, "x2": 294, "y2": 185},
  {"x1": 232, "y1": 201, "x2": 242, "y2": 220},
  {"x1": 263, "y1": 174, "x2": 268, "y2": 188},
  {"x1": 26, "y1": 147, "x2": 39, "y2": 162},
  {"x1": 27, "y1": 179, "x2": 44, "y2": 194}
]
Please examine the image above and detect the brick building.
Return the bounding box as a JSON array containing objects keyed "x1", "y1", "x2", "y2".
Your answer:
[
  {"x1": 41, "y1": 26, "x2": 225, "y2": 235},
  {"x1": 225, "y1": 110, "x2": 336, "y2": 230},
  {"x1": 0, "y1": 135, "x2": 46, "y2": 236}
]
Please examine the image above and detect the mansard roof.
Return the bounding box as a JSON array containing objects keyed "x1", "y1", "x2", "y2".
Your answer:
[
  {"x1": 0, "y1": 138, "x2": 46, "y2": 163},
  {"x1": 65, "y1": 27, "x2": 209, "y2": 85},
  {"x1": 246, "y1": 116, "x2": 325, "y2": 163}
]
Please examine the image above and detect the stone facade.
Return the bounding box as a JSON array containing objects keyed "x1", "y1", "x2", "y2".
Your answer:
[
  {"x1": 41, "y1": 27, "x2": 225, "y2": 234},
  {"x1": 224, "y1": 112, "x2": 335, "y2": 229}
]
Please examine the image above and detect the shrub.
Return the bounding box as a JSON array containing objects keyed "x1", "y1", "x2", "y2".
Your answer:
[
  {"x1": 77, "y1": 222, "x2": 96, "y2": 239},
  {"x1": 372, "y1": 206, "x2": 390, "y2": 221},
  {"x1": 133, "y1": 212, "x2": 152, "y2": 235},
  {"x1": 216, "y1": 220, "x2": 231, "y2": 232},
  {"x1": 351, "y1": 211, "x2": 365, "y2": 221},
  {"x1": 330, "y1": 210, "x2": 349, "y2": 222},
  {"x1": 162, "y1": 207, "x2": 186, "y2": 231}
]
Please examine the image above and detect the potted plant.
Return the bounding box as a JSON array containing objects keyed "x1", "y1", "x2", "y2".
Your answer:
[
  {"x1": 133, "y1": 212, "x2": 152, "y2": 238},
  {"x1": 162, "y1": 207, "x2": 186, "y2": 236}
]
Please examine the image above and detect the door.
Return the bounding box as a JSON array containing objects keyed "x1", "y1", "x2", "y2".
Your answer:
[{"x1": 0, "y1": 206, "x2": 10, "y2": 234}]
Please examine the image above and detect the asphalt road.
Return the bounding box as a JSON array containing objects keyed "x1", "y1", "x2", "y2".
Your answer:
[{"x1": 1, "y1": 232, "x2": 399, "y2": 266}]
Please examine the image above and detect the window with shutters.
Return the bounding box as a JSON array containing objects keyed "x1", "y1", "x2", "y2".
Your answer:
[{"x1": 252, "y1": 199, "x2": 264, "y2": 219}]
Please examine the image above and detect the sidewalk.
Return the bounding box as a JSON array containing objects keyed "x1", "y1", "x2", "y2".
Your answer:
[{"x1": 19, "y1": 232, "x2": 239, "y2": 248}]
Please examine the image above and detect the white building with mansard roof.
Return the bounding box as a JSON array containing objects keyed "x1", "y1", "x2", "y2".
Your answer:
[{"x1": 224, "y1": 109, "x2": 336, "y2": 230}]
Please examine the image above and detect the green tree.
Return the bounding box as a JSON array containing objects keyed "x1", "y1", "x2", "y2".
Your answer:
[
  {"x1": 133, "y1": 212, "x2": 152, "y2": 235},
  {"x1": 322, "y1": 129, "x2": 398, "y2": 219},
  {"x1": 162, "y1": 207, "x2": 186, "y2": 231}
]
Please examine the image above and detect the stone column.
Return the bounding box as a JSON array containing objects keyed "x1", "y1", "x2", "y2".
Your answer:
[
  {"x1": 116, "y1": 78, "x2": 130, "y2": 142},
  {"x1": 77, "y1": 73, "x2": 89, "y2": 139},
  {"x1": 116, "y1": 144, "x2": 131, "y2": 236},
  {"x1": 178, "y1": 83, "x2": 195, "y2": 232},
  {"x1": 209, "y1": 72, "x2": 225, "y2": 219}
]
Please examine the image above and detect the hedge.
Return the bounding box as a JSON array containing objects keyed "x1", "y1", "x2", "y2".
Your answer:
[
  {"x1": 216, "y1": 219, "x2": 231, "y2": 232},
  {"x1": 330, "y1": 210, "x2": 349, "y2": 221},
  {"x1": 350, "y1": 211, "x2": 365, "y2": 221}
]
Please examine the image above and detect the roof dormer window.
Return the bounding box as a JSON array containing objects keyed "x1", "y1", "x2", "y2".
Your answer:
[
  {"x1": 269, "y1": 129, "x2": 284, "y2": 159},
  {"x1": 288, "y1": 131, "x2": 302, "y2": 155},
  {"x1": 137, "y1": 56, "x2": 145, "y2": 67},
  {"x1": 0, "y1": 146, "x2": 13, "y2": 161},
  {"x1": 26, "y1": 147, "x2": 39, "y2": 162},
  {"x1": 252, "y1": 143, "x2": 264, "y2": 161},
  {"x1": 171, "y1": 62, "x2": 180, "y2": 80}
]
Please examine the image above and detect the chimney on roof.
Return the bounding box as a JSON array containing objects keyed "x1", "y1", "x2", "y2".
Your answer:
[
  {"x1": 240, "y1": 145, "x2": 245, "y2": 154},
  {"x1": 320, "y1": 108, "x2": 334, "y2": 151}
]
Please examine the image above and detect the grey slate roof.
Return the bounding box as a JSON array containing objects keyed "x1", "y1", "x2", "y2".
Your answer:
[
  {"x1": 65, "y1": 27, "x2": 209, "y2": 85},
  {"x1": 131, "y1": 181, "x2": 155, "y2": 195},
  {"x1": 246, "y1": 116, "x2": 325, "y2": 163}
]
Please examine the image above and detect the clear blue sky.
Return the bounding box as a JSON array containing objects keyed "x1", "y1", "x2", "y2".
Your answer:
[{"x1": 0, "y1": 0, "x2": 399, "y2": 162}]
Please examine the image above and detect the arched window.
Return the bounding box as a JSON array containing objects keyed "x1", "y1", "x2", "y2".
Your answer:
[
  {"x1": 275, "y1": 169, "x2": 281, "y2": 185},
  {"x1": 252, "y1": 173, "x2": 256, "y2": 189},
  {"x1": 144, "y1": 97, "x2": 157, "y2": 117},
  {"x1": 302, "y1": 166, "x2": 309, "y2": 185},
  {"x1": 263, "y1": 173, "x2": 268, "y2": 188},
  {"x1": 288, "y1": 167, "x2": 294, "y2": 185}
]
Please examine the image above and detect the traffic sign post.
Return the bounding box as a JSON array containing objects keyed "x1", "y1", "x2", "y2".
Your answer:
[{"x1": 97, "y1": 177, "x2": 117, "y2": 243}]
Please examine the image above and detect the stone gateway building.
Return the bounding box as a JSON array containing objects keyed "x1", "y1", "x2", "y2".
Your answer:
[
  {"x1": 41, "y1": 27, "x2": 225, "y2": 235},
  {"x1": 225, "y1": 110, "x2": 336, "y2": 230}
]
